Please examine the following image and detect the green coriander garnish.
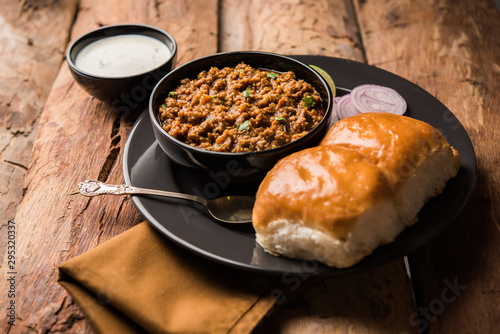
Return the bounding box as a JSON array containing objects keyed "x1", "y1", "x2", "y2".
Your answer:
[
  {"x1": 168, "y1": 91, "x2": 176, "y2": 97},
  {"x1": 237, "y1": 120, "x2": 251, "y2": 131},
  {"x1": 275, "y1": 117, "x2": 285, "y2": 121},
  {"x1": 267, "y1": 72, "x2": 278, "y2": 79},
  {"x1": 243, "y1": 87, "x2": 252, "y2": 98},
  {"x1": 160, "y1": 104, "x2": 167, "y2": 108},
  {"x1": 212, "y1": 95, "x2": 218, "y2": 98},
  {"x1": 303, "y1": 96, "x2": 315, "y2": 107}
]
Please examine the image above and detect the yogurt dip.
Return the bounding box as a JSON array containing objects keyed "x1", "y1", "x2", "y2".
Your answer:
[{"x1": 75, "y1": 34, "x2": 172, "y2": 78}]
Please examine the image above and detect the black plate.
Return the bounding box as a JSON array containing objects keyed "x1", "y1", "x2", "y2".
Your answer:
[{"x1": 123, "y1": 55, "x2": 476, "y2": 275}]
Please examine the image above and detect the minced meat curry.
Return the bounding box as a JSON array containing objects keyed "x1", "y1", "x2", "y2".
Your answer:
[{"x1": 157, "y1": 62, "x2": 325, "y2": 153}]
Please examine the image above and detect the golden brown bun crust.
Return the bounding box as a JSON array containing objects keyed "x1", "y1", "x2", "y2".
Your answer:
[
  {"x1": 252, "y1": 145, "x2": 394, "y2": 240},
  {"x1": 253, "y1": 112, "x2": 461, "y2": 267},
  {"x1": 320, "y1": 112, "x2": 460, "y2": 188}
]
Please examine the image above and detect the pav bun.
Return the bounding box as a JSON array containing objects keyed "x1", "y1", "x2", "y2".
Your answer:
[
  {"x1": 253, "y1": 112, "x2": 460, "y2": 268},
  {"x1": 320, "y1": 113, "x2": 461, "y2": 225}
]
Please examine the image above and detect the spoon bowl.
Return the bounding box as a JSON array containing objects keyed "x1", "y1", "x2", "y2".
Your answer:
[{"x1": 78, "y1": 180, "x2": 254, "y2": 224}]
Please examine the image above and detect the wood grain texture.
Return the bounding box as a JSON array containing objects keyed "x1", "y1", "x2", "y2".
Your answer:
[
  {"x1": 254, "y1": 261, "x2": 417, "y2": 334},
  {"x1": 354, "y1": 0, "x2": 500, "y2": 332},
  {"x1": 0, "y1": 0, "x2": 218, "y2": 332},
  {"x1": 0, "y1": 0, "x2": 78, "y2": 274},
  {"x1": 220, "y1": 0, "x2": 365, "y2": 60}
]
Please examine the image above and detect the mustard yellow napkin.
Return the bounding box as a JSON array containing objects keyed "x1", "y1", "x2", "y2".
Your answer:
[{"x1": 58, "y1": 222, "x2": 280, "y2": 334}]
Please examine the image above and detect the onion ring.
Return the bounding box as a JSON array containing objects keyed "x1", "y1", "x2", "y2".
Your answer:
[
  {"x1": 329, "y1": 96, "x2": 342, "y2": 126},
  {"x1": 336, "y1": 94, "x2": 360, "y2": 120},
  {"x1": 350, "y1": 84, "x2": 407, "y2": 115}
]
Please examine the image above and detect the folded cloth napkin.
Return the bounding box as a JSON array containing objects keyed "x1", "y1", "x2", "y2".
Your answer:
[{"x1": 58, "y1": 221, "x2": 281, "y2": 334}]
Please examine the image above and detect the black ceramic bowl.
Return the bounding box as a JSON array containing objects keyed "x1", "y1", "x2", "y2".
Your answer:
[
  {"x1": 67, "y1": 24, "x2": 177, "y2": 107},
  {"x1": 149, "y1": 51, "x2": 333, "y2": 183}
]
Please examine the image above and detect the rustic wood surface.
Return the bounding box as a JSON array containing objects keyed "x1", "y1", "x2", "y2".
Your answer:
[
  {"x1": 0, "y1": 0, "x2": 78, "y2": 275},
  {"x1": 1, "y1": 0, "x2": 499, "y2": 333}
]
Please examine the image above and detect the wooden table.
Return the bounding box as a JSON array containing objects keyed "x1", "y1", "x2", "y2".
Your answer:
[{"x1": 1, "y1": 0, "x2": 499, "y2": 332}]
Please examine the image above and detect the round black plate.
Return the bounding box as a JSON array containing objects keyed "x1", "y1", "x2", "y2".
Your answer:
[{"x1": 123, "y1": 55, "x2": 476, "y2": 275}]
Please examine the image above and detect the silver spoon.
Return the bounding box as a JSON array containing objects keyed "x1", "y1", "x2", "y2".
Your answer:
[{"x1": 77, "y1": 180, "x2": 254, "y2": 224}]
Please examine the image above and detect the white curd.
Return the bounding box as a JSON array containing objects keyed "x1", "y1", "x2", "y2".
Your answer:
[{"x1": 75, "y1": 34, "x2": 172, "y2": 78}]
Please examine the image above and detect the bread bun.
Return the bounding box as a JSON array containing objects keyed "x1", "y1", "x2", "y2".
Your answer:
[
  {"x1": 253, "y1": 112, "x2": 460, "y2": 268},
  {"x1": 320, "y1": 112, "x2": 461, "y2": 225},
  {"x1": 253, "y1": 145, "x2": 400, "y2": 268}
]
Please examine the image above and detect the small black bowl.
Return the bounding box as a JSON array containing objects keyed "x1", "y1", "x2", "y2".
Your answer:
[
  {"x1": 149, "y1": 51, "x2": 333, "y2": 183},
  {"x1": 67, "y1": 24, "x2": 177, "y2": 108}
]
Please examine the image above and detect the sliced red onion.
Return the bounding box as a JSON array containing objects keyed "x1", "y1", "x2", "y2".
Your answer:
[
  {"x1": 328, "y1": 96, "x2": 342, "y2": 127},
  {"x1": 350, "y1": 84, "x2": 407, "y2": 115},
  {"x1": 336, "y1": 94, "x2": 360, "y2": 120}
]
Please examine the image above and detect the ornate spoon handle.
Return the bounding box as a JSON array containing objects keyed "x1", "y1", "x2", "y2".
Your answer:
[{"x1": 77, "y1": 180, "x2": 208, "y2": 205}]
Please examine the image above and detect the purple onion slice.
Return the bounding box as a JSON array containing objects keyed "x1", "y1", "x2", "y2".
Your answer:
[
  {"x1": 350, "y1": 84, "x2": 407, "y2": 115},
  {"x1": 336, "y1": 94, "x2": 360, "y2": 120},
  {"x1": 329, "y1": 96, "x2": 342, "y2": 126}
]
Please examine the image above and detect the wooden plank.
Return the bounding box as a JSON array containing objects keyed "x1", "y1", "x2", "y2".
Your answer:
[
  {"x1": 0, "y1": 0, "x2": 218, "y2": 332},
  {"x1": 220, "y1": 0, "x2": 365, "y2": 60},
  {"x1": 221, "y1": 0, "x2": 418, "y2": 333},
  {"x1": 253, "y1": 261, "x2": 417, "y2": 333},
  {"x1": 354, "y1": 0, "x2": 500, "y2": 332},
  {"x1": 0, "y1": 0, "x2": 78, "y2": 272}
]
